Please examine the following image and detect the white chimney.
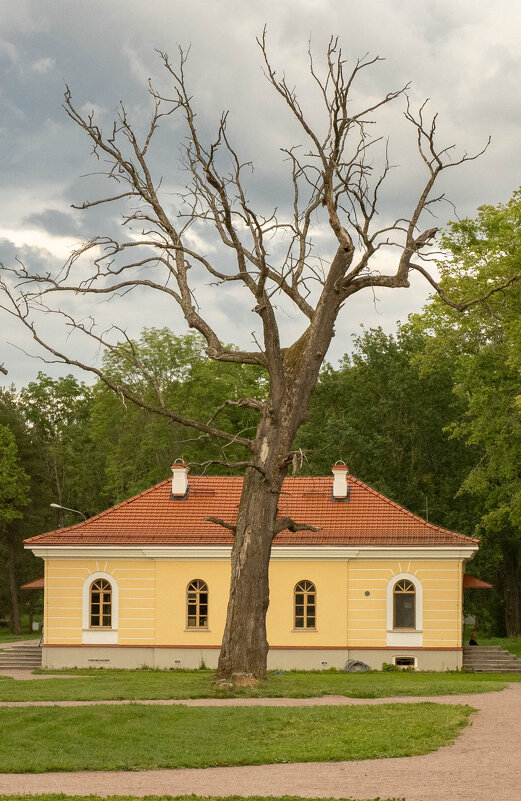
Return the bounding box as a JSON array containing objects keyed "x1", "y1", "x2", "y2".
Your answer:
[
  {"x1": 332, "y1": 461, "x2": 349, "y2": 499},
  {"x1": 171, "y1": 460, "x2": 189, "y2": 497}
]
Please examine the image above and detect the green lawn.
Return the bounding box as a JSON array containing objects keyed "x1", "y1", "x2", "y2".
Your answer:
[
  {"x1": 0, "y1": 796, "x2": 406, "y2": 801},
  {"x1": 0, "y1": 667, "x2": 510, "y2": 702},
  {"x1": 0, "y1": 702, "x2": 471, "y2": 772}
]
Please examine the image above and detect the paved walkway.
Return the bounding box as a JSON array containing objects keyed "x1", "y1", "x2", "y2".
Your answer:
[{"x1": 0, "y1": 684, "x2": 519, "y2": 801}]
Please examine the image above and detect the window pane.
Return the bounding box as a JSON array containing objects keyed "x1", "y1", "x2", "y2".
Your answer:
[
  {"x1": 91, "y1": 592, "x2": 100, "y2": 604},
  {"x1": 294, "y1": 618, "x2": 304, "y2": 628},
  {"x1": 102, "y1": 615, "x2": 111, "y2": 627},
  {"x1": 395, "y1": 594, "x2": 415, "y2": 628},
  {"x1": 187, "y1": 616, "x2": 196, "y2": 627},
  {"x1": 307, "y1": 617, "x2": 315, "y2": 628},
  {"x1": 200, "y1": 616, "x2": 207, "y2": 627},
  {"x1": 91, "y1": 614, "x2": 100, "y2": 626}
]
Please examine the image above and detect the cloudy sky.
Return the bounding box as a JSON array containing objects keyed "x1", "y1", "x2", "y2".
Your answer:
[{"x1": 1, "y1": 0, "x2": 520, "y2": 388}]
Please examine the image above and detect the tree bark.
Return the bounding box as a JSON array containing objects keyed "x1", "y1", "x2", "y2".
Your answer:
[
  {"x1": 217, "y1": 463, "x2": 283, "y2": 678},
  {"x1": 6, "y1": 537, "x2": 21, "y2": 636},
  {"x1": 503, "y1": 549, "x2": 521, "y2": 637}
]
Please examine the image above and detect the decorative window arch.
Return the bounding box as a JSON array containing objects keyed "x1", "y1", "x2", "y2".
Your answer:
[
  {"x1": 82, "y1": 571, "x2": 119, "y2": 644},
  {"x1": 386, "y1": 573, "x2": 422, "y2": 633},
  {"x1": 90, "y1": 578, "x2": 112, "y2": 628},
  {"x1": 393, "y1": 579, "x2": 416, "y2": 629},
  {"x1": 186, "y1": 579, "x2": 209, "y2": 628},
  {"x1": 294, "y1": 580, "x2": 316, "y2": 629}
]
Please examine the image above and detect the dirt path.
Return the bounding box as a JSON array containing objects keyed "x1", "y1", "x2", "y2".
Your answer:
[{"x1": 0, "y1": 684, "x2": 518, "y2": 801}]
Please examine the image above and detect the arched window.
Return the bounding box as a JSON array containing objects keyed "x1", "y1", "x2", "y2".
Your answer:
[
  {"x1": 90, "y1": 578, "x2": 112, "y2": 628},
  {"x1": 393, "y1": 579, "x2": 416, "y2": 629},
  {"x1": 187, "y1": 579, "x2": 209, "y2": 628},
  {"x1": 294, "y1": 580, "x2": 316, "y2": 629}
]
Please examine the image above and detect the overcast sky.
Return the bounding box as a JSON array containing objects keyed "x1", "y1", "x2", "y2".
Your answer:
[{"x1": 1, "y1": 0, "x2": 521, "y2": 388}]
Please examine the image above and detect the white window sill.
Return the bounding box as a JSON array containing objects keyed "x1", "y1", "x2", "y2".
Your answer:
[{"x1": 388, "y1": 629, "x2": 423, "y2": 633}]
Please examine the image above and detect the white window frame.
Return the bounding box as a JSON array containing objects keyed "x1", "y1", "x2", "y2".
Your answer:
[
  {"x1": 82, "y1": 571, "x2": 119, "y2": 644},
  {"x1": 386, "y1": 573, "x2": 422, "y2": 647}
]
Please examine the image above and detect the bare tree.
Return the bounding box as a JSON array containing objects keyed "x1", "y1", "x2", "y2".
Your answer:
[{"x1": 0, "y1": 34, "x2": 502, "y2": 677}]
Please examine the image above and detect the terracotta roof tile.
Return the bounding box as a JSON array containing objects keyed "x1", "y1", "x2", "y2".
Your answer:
[{"x1": 25, "y1": 474, "x2": 478, "y2": 548}]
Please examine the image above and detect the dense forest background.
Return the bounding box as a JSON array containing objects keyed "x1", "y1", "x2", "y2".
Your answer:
[{"x1": 2, "y1": 193, "x2": 521, "y2": 637}]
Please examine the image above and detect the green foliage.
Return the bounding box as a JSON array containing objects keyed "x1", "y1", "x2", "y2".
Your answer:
[
  {"x1": 89, "y1": 329, "x2": 266, "y2": 505},
  {"x1": 412, "y1": 190, "x2": 521, "y2": 635},
  {"x1": 0, "y1": 702, "x2": 471, "y2": 771},
  {"x1": 0, "y1": 424, "x2": 30, "y2": 529},
  {"x1": 299, "y1": 325, "x2": 477, "y2": 534}
]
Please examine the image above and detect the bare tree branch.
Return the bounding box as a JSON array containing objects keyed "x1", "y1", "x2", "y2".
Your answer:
[
  {"x1": 273, "y1": 517, "x2": 321, "y2": 535},
  {"x1": 205, "y1": 516, "x2": 237, "y2": 534}
]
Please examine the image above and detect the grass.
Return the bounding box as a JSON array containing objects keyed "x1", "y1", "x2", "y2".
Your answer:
[
  {"x1": 0, "y1": 702, "x2": 471, "y2": 772},
  {"x1": 479, "y1": 634, "x2": 521, "y2": 656},
  {"x1": 0, "y1": 796, "x2": 407, "y2": 801},
  {"x1": 0, "y1": 628, "x2": 40, "y2": 644},
  {"x1": 0, "y1": 667, "x2": 511, "y2": 702}
]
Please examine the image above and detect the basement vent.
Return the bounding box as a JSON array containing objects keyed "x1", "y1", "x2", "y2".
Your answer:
[{"x1": 394, "y1": 656, "x2": 416, "y2": 668}]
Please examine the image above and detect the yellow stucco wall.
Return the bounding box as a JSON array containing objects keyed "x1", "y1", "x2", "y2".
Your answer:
[
  {"x1": 43, "y1": 556, "x2": 463, "y2": 648},
  {"x1": 347, "y1": 559, "x2": 462, "y2": 648}
]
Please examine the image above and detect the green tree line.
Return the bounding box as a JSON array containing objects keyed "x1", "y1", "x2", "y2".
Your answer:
[{"x1": 3, "y1": 192, "x2": 521, "y2": 637}]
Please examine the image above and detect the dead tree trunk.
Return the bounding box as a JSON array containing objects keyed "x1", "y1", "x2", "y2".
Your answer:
[
  {"x1": 503, "y1": 549, "x2": 521, "y2": 637},
  {"x1": 7, "y1": 537, "x2": 21, "y2": 636}
]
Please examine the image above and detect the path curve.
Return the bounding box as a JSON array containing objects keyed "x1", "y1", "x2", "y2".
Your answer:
[{"x1": 0, "y1": 684, "x2": 519, "y2": 801}]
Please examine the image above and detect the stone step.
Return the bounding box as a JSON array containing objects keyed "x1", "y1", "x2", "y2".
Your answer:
[
  {"x1": 464, "y1": 655, "x2": 521, "y2": 662},
  {"x1": 463, "y1": 644, "x2": 521, "y2": 673},
  {"x1": 467, "y1": 667, "x2": 521, "y2": 673},
  {"x1": 465, "y1": 662, "x2": 521, "y2": 670}
]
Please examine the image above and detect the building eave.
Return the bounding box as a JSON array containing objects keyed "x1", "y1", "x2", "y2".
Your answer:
[{"x1": 26, "y1": 543, "x2": 479, "y2": 561}]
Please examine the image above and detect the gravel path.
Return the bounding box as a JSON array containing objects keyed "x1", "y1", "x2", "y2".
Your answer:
[{"x1": 0, "y1": 684, "x2": 518, "y2": 801}]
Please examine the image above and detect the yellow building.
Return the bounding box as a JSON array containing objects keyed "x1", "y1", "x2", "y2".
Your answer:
[{"x1": 25, "y1": 462, "x2": 478, "y2": 671}]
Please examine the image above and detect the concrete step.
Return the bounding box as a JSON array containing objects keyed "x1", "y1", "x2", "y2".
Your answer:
[
  {"x1": 463, "y1": 644, "x2": 521, "y2": 673},
  {"x1": 0, "y1": 656, "x2": 42, "y2": 665},
  {"x1": 0, "y1": 644, "x2": 42, "y2": 669},
  {"x1": 466, "y1": 665, "x2": 521, "y2": 671}
]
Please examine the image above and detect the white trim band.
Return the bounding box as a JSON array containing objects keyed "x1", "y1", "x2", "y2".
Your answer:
[{"x1": 27, "y1": 544, "x2": 478, "y2": 561}]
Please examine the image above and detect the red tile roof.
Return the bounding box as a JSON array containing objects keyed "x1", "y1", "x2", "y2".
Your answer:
[{"x1": 25, "y1": 473, "x2": 477, "y2": 549}]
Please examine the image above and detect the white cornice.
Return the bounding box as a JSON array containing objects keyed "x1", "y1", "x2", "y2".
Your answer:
[{"x1": 26, "y1": 544, "x2": 478, "y2": 562}]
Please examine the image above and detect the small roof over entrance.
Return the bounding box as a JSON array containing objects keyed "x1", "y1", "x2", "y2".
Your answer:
[
  {"x1": 20, "y1": 577, "x2": 44, "y2": 590},
  {"x1": 463, "y1": 574, "x2": 493, "y2": 589}
]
